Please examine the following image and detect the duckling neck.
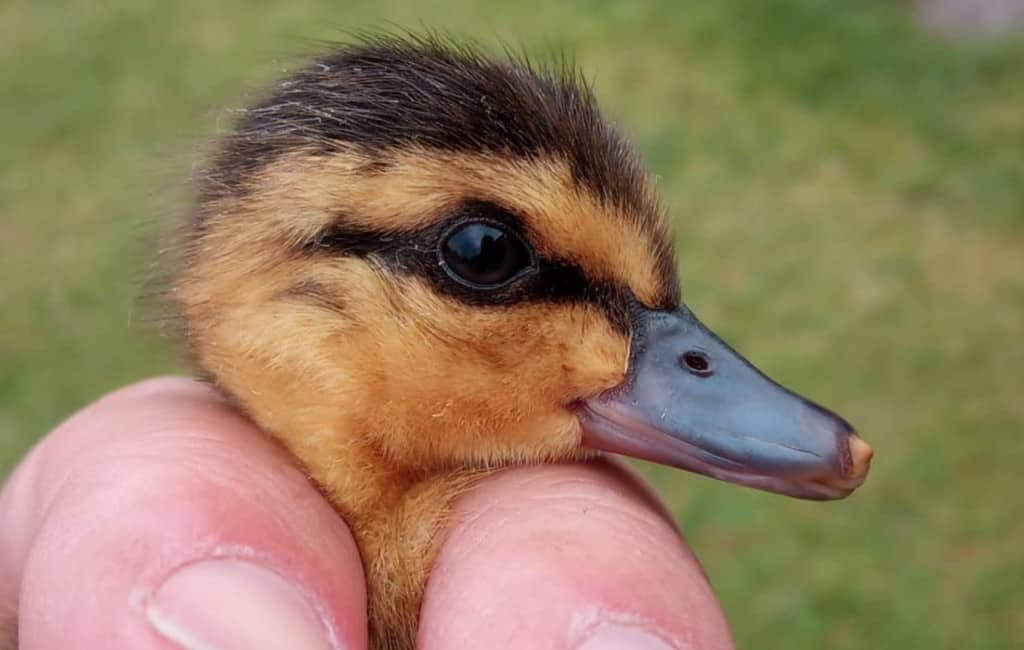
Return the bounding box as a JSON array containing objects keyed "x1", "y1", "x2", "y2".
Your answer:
[
  {"x1": 286, "y1": 426, "x2": 415, "y2": 516},
  {"x1": 281, "y1": 421, "x2": 481, "y2": 650}
]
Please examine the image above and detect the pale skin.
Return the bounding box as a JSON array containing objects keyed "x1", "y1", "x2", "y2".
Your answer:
[{"x1": 0, "y1": 378, "x2": 734, "y2": 650}]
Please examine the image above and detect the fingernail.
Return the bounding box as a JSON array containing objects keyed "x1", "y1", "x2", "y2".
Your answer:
[
  {"x1": 575, "y1": 622, "x2": 677, "y2": 650},
  {"x1": 146, "y1": 559, "x2": 335, "y2": 650}
]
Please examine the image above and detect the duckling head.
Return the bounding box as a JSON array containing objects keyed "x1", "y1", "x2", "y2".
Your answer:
[{"x1": 172, "y1": 36, "x2": 871, "y2": 498}]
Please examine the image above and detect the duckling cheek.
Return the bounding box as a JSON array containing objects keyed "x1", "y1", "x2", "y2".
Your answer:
[
  {"x1": 351, "y1": 299, "x2": 625, "y2": 467},
  {"x1": 551, "y1": 305, "x2": 631, "y2": 397}
]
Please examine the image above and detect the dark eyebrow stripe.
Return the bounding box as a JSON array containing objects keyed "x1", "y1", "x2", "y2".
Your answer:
[{"x1": 301, "y1": 203, "x2": 632, "y2": 332}]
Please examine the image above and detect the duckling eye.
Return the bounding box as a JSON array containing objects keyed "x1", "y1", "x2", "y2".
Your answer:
[{"x1": 440, "y1": 222, "x2": 534, "y2": 288}]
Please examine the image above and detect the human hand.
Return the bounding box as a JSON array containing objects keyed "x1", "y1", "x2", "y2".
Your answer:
[{"x1": 0, "y1": 378, "x2": 733, "y2": 649}]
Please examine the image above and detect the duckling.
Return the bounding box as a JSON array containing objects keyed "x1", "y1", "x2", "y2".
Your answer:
[{"x1": 167, "y1": 35, "x2": 873, "y2": 650}]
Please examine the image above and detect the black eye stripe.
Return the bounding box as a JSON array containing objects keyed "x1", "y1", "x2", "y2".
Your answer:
[{"x1": 302, "y1": 201, "x2": 631, "y2": 331}]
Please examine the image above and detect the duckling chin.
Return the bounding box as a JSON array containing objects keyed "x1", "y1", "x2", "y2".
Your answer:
[{"x1": 166, "y1": 34, "x2": 872, "y2": 650}]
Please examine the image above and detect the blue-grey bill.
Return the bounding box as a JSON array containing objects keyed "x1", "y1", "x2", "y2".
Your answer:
[{"x1": 578, "y1": 306, "x2": 872, "y2": 500}]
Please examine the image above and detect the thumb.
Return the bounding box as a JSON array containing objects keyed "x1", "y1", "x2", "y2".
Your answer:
[{"x1": 0, "y1": 378, "x2": 366, "y2": 650}]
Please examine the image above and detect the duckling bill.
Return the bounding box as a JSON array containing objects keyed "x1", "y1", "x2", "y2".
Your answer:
[
  {"x1": 169, "y1": 34, "x2": 872, "y2": 649},
  {"x1": 578, "y1": 305, "x2": 871, "y2": 499}
]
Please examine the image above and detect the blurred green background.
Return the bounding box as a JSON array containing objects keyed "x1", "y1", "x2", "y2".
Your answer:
[{"x1": 2, "y1": 1, "x2": 1022, "y2": 647}]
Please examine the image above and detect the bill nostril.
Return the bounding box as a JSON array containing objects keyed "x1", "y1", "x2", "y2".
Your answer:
[{"x1": 680, "y1": 350, "x2": 712, "y2": 376}]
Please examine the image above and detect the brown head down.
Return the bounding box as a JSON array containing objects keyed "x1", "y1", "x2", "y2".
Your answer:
[{"x1": 171, "y1": 35, "x2": 871, "y2": 506}]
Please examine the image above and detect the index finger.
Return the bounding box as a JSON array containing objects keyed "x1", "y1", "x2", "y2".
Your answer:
[{"x1": 419, "y1": 461, "x2": 735, "y2": 649}]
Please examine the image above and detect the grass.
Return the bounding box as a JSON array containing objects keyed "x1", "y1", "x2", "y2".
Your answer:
[{"x1": 2, "y1": 1, "x2": 1022, "y2": 647}]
